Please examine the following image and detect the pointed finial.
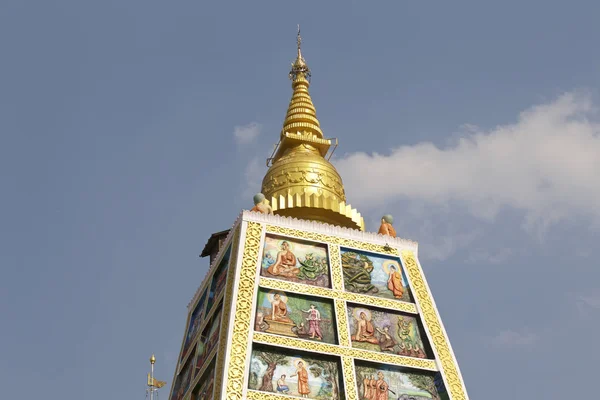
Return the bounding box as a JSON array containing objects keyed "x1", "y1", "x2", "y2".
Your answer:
[
  {"x1": 289, "y1": 24, "x2": 311, "y2": 82},
  {"x1": 150, "y1": 354, "x2": 156, "y2": 364}
]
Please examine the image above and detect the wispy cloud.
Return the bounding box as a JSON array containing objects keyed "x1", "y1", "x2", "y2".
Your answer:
[
  {"x1": 490, "y1": 329, "x2": 538, "y2": 348},
  {"x1": 233, "y1": 122, "x2": 262, "y2": 145},
  {"x1": 575, "y1": 290, "x2": 600, "y2": 317},
  {"x1": 466, "y1": 247, "x2": 513, "y2": 265},
  {"x1": 241, "y1": 156, "x2": 265, "y2": 200},
  {"x1": 336, "y1": 92, "x2": 600, "y2": 238}
]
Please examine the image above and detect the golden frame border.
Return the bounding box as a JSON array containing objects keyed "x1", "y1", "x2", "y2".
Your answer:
[
  {"x1": 401, "y1": 250, "x2": 467, "y2": 400},
  {"x1": 223, "y1": 221, "x2": 264, "y2": 400},
  {"x1": 266, "y1": 225, "x2": 399, "y2": 256},
  {"x1": 253, "y1": 332, "x2": 437, "y2": 371},
  {"x1": 212, "y1": 226, "x2": 242, "y2": 399},
  {"x1": 259, "y1": 277, "x2": 418, "y2": 314}
]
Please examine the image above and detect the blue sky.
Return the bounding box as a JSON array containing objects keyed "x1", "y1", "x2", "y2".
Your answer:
[{"x1": 1, "y1": 1, "x2": 599, "y2": 399}]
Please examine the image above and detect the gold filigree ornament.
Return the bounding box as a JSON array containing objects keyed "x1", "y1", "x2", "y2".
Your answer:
[
  {"x1": 341, "y1": 356, "x2": 359, "y2": 400},
  {"x1": 266, "y1": 225, "x2": 399, "y2": 256},
  {"x1": 400, "y1": 250, "x2": 468, "y2": 400},
  {"x1": 212, "y1": 226, "x2": 241, "y2": 399},
  {"x1": 334, "y1": 299, "x2": 351, "y2": 346},
  {"x1": 253, "y1": 332, "x2": 437, "y2": 371},
  {"x1": 259, "y1": 277, "x2": 418, "y2": 314},
  {"x1": 223, "y1": 222, "x2": 264, "y2": 400},
  {"x1": 329, "y1": 244, "x2": 344, "y2": 291}
]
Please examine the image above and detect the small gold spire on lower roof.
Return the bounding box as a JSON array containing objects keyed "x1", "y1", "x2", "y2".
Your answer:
[{"x1": 261, "y1": 27, "x2": 364, "y2": 231}]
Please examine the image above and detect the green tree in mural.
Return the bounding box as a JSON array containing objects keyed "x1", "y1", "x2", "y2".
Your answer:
[
  {"x1": 256, "y1": 352, "x2": 289, "y2": 392},
  {"x1": 308, "y1": 360, "x2": 339, "y2": 400},
  {"x1": 407, "y1": 373, "x2": 440, "y2": 400}
]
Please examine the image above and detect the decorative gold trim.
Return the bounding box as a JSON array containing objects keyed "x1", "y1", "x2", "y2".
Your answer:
[
  {"x1": 259, "y1": 277, "x2": 418, "y2": 314},
  {"x1": 212, "y1": 227, "x2": 242, "y2": 399},
  {"x1": 329, "y1": 244, "x2": 343, "y2": 291},
  {"x1": 341, "y1": 356, "x2": 359, "y2": 400},
  {"x1": 334, "y1": 299, "x2": 351, "y2": 347},
  {"x1": 224, "y1": 222, "x2": 264, "y2": 400},
  {"x1": 266, "y1": 225, "x2": 398, "y2": 256},
  {"x1": 253, "y1": 332, "x2": 437, "y2": 371},
  {"x1": 400, "y1": 250, "x2": 467, "y2": 400},
  {"x1": 246, "y1": 389, "x2": 297, "y2": 400}
]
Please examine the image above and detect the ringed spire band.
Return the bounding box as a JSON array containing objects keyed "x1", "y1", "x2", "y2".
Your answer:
[{"x1": 261, "y1": 27, "x2": 365, "y2": 231}]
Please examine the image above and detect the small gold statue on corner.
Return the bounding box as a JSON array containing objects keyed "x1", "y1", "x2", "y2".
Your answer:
[
  {"x1": 252, "y1": 193, "x2": 273, "y2": 215},
  {"x1": 378, "y1": 214, "x2": 396, "y2": 238}
]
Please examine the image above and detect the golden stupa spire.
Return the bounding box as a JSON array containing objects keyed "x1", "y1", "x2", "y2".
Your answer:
[{"x1": 260, "y1": 27, "x2": 364, "y2": 231}]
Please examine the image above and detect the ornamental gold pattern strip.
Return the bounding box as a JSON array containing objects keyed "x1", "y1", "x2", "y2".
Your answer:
[
  {"x1": 334, "y1": 299, "x2": 351, "y2": 347},
  {"x1": 329, "y1": 244, "x2": 343, "y2": 291},
  {"x1": 253, "y1": 332, "x2": 437, "y2": 371},
  {"x1": 246, "y1": 390, "x2": 295, "y2": 400},
  {"x1": 223, "y1": 223, "x2": 263, "y2": 400},
  {"x1": 341, "y1": 356, "x2": 359, "y2": 400},
  {"x1": 259, "y1": 277, "x2": 418, "y2": 314},
  {"x1": 266, "y1": 225, "x2": 398, "y2": 256},
  {"x1": 400, "y1": 250, "x2": 467, "y2": 400},
  {"x1": 212, "y1": 227, "x2": 241, "y2": 400}
]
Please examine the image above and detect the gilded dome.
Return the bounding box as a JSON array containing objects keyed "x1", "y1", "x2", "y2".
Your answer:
[{"x1": 260, "y1": 28, "x2": 364, "y2": 231}]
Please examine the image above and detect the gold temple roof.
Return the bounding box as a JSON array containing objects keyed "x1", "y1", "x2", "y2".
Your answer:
[{"x1": 261, "y1": 27, "x2": 365, "y2": 231}]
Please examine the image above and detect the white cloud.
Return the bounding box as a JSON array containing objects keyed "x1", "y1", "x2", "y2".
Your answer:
[
  {"x1": 242, "y1": 156, "x2": 265, "y2": 200},
  {"x1": 576, "y1": 290, "x2": 600, "y2": 315},
  {"x1": 336, "y1": 92, "x2": 600, "y2": 236},
  {"x1": 233, "y1": 122, "x2": 262, "y2": 145},
  {"x1": 466, "y1": 247, "x2": 513, "y2": 265},
  {"x1": 490, "y1": 329, "x2": 538, "y2": 347}
]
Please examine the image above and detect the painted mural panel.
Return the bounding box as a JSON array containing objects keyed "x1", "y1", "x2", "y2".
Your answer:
[
  {"x1": 194, "y1": 306, "x2": 222, "y2": 377},
  {"x1": 355, "y1": 362, "x2": 448, "y2": 400},
  {"x1": 261, "y1": 235, "x2": 330, "y2": 288},
  {"x1": 248, "y1": 346, "x2": 343, "y2": 400},
  {"x1": 180, "y1": 288, "x2": 208, "y2": 363},
  {"x1": 171, "y1": 357, "x2": 193, "y2": 400},
  {"x1": 254, "y1": 288, "x2": 337, "y2": 344},
  {"x1": 208, "y1": 245, "x2": 231, "y2": 313},
  {"x1": 193, "y1": 359, "x2": 216, "y2": 400},
  {"x1": 348, "y1": 304, "x2": 428, "y2": 359},
  {"x1": 341, "y1": 249, "x2": 412, "y2": 302}
]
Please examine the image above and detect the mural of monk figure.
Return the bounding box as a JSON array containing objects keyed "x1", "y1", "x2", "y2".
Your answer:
[
  {"x1": 351, "y1": 310, "x2": 379, "y2": 344},
  {"x1": 251, "y1": 193, "x2": 273, "y2": 215},
  {"x1": 378, "y1": 214, "x2": 396, "y2": 238},
  {"x1": 290, "y1": 360, "x2": 310, "y2": 398},
  {"x1": 383, "y1": 261, "x2": 404, "y2": 299},
  {"x1": 375, "y1": 372, "x2": 389, "y2": 400},
  {"x1": 362, "y1": 376, "x2": 371, "y2": 399},
  {"x1": 375, "y1": 326, "x2": 396, "y2": 352},
  {"x1": 268, "y1": 293, "x2": 292, "y2": 323},
  {"x1": 267, "y1": 241, "x2": 299, "y2": 278},
  {"x1": 369, "y1": 376, "x2": 377, "y2": 400}
]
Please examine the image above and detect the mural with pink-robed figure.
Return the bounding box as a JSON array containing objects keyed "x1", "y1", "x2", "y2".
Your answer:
[
  {"x1": 260, "y1": 235, "x2": 331, "y2": 288},
  {"x1": 254, "y1": 288, "x2": 337, "y2": 344}
]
